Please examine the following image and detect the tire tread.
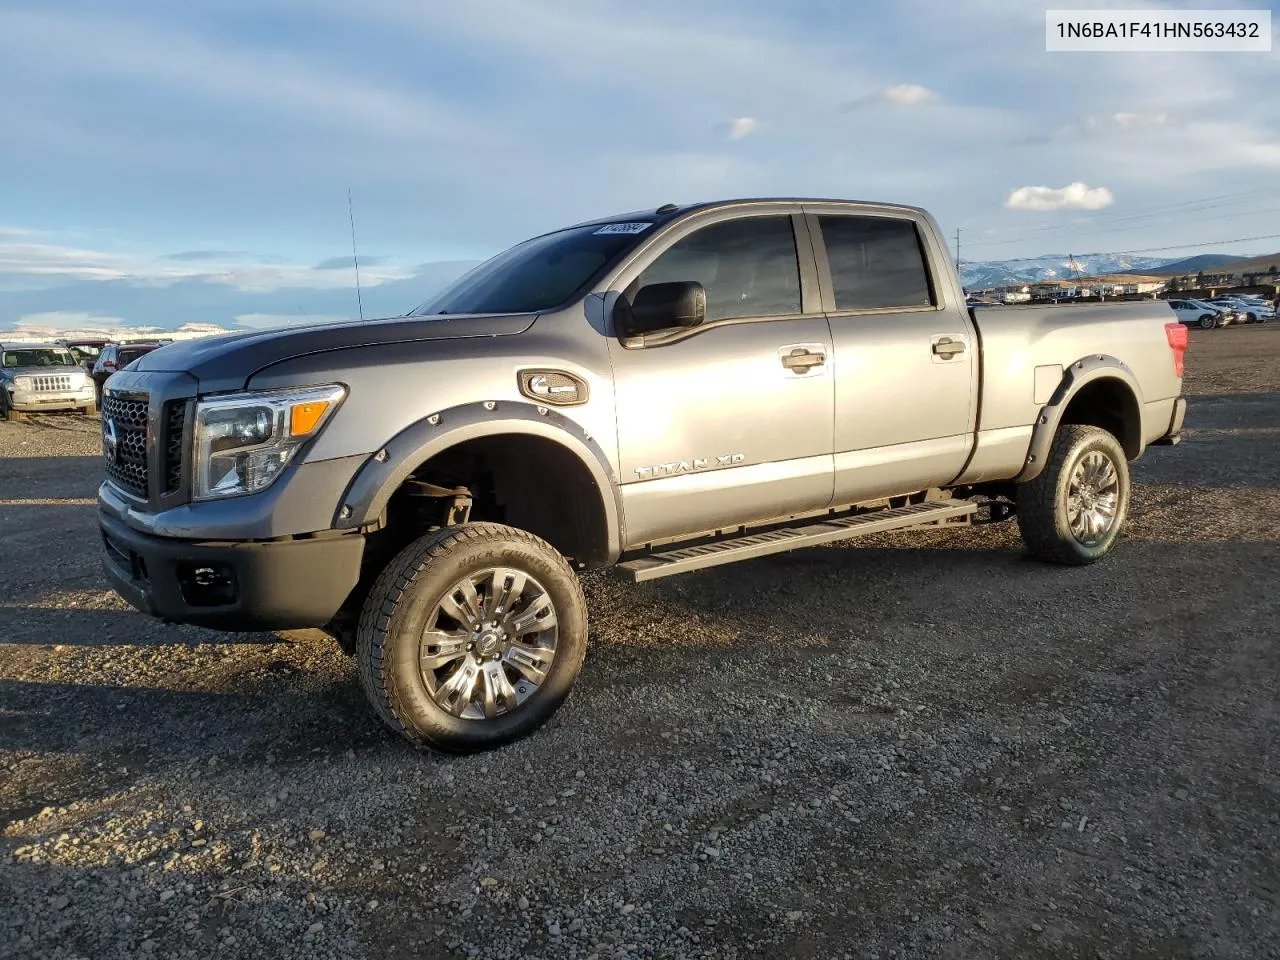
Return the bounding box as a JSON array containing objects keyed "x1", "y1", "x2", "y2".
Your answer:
[
  {"x1": 1016, "y1": 424, "x2": 1127, "y2": 566},
  {"x1": 355, "y1": 523, "x2": 586, "y2": 752}
]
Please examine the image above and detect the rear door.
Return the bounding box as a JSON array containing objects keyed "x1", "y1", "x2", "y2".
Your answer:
[
  {"x1": 804, "y1": 207, "x2": 978, "y2": 504},
  {"x1": 605, "y1": 209, "x2": 835, "y2": 546}
]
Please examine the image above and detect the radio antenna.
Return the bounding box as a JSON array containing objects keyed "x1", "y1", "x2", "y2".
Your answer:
[{"x1": 348, "y1": 188, "x2": 365, "y2": 321}]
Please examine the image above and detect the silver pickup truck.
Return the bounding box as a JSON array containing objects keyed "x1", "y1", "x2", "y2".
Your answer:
[{"x1": 97, "y1": 198, "x2": 1188, "y2": 752}]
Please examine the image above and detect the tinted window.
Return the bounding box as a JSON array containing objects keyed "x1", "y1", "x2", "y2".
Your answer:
[
  {"x1": 818, "y1": 216, "x2": 934, "y2": 311},
  {"x1": 117, "y1": 347, "x2": 154, "y2": 366},
  {"x1": 634, "y1": 216, "x2": 800, "y2": 322},
  {"x1": 413, "y1": 222, "x2": 656, "y2": 316}
]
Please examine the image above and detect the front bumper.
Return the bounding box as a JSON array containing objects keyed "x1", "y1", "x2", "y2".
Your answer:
[
  {"x1": 99, "y1": 509, "x2": 365, "y2": 631},
  {"x1": 8, "y1": 386, "x2": 96, "y2": 411}
]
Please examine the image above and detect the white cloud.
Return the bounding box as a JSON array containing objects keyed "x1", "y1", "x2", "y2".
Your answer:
[
  {"x1": 1005, "y1": 182, "x2": 1115, "y2": 212},
  {"x1": 1106, "y1": 112, "x2": 1168, "y2": 131},
  {"x1": 726, "y1": 117, "x2": 758, "y2": 141},
  {"x1": 0, "y1": 236, "x2": 416, "y2": 292},
  {"x1": 0, "y1": 10, "x2": 501, "y2": 150},
  {"x1": 883, "y1": 84, "x2": 936, "y2": 106},
  {"x1": 234, "y1": 313, "x2": 356, "y2": 330},
  {"x1": 844, "y1": 83, "x2": 938, "y2": 110}
]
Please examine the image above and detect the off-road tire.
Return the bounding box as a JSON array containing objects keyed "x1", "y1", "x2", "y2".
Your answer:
[
  {"x1": 1016, "y1": 424, "x2": 1130, "y2": 566},
  {"x1": 355, "y1": 522, "x2": 587, "y2": 752}
]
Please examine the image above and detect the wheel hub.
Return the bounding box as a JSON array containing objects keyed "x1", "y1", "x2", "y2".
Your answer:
[
  {"x1": 418, "y1": 567, "x2": 559, "y2": 721},
  {"x1": 1067, "y1": 450, "x2": 1120, "y2": 545},
  {"x1": 474, "y1": 628, "x2": 504, "y2": 659}
]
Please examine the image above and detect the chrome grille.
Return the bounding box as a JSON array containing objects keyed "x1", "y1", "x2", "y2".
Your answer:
[
  {"x1": 163, "y1": 401, "x2": 187, "y2": 494},
  {"x1": 102, "y1": 392, "x2": 150, "y2": 498},
  {"x1": 33, "y1": 374, "x2": 74, "y2": 392}
]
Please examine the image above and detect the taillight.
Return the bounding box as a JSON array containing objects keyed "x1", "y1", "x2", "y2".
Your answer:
[{"x1": 1165, "y1": 322, "x2": 1188, "y2": 378}]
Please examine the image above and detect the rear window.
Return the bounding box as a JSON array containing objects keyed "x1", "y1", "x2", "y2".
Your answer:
[
  {"x1": 117, "y1": 347, "x2": 155, "y2": 366},
  {"x1": 818, "y1": 216, "x2": 935, "y2": 311},
  {"x1": 412, "y1": 222, "x2": 655, "y2": 316}
]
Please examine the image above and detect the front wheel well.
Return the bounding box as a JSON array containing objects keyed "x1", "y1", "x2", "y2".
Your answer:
[
  {"x1": 1057, "y1": 377, "x2": 1142, "y2": 459},
  {"x1": 382, "y1": 433, "x2": 612, "y2": 567}
]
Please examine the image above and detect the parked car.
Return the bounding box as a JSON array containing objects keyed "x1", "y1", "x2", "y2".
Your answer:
[
  {"x1": 1208, "y1": 298, "x2": 1273, "y2": 324},
  {"x1": 92, "y1": 342, "x2": 165, "y2": 402},
  {"x1": 97, "y1": 197, "x2": 1187, "y2": 752},
  {"x1": 61, "y1": 338, "x2": 112, "y2": 376},
  {"x1": 0, "y1": 341, "x2": 98, "y2": 419},
  {"x1": 1228, "y1": 296, "x2": 1276, "y2": 322},
  {"x1": 1166, "y1": 299, "x2": 1232, "y2": 329}
]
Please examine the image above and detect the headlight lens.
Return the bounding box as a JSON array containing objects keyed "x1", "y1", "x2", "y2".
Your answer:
[
  {"x1": 14, "y1": 376, "x2": 32, "y2": 391},
  {"x1": 192, "y1": 384, "x2": 346, "y2": 501}
]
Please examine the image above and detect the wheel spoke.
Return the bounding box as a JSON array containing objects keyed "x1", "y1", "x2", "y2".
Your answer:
[
  {"x1": 434, "y1": 660, "x2": 480, "y2": 715},
  {"x1": 481, "y1": 662, "x2": 519, "y2": 718},
  {"x1": 487, "y1": 568, "x2": 528, "y2": 620},
  {"x1": 505, "y1": 642, "x2": 550, "y2": 685},
  {"x1": 419, "y1": 630, "x2": 470, "y2": 671},
  {"x1": 439, "y1": 578, "x2": 484, "y2": 630},
  {"x1": 509, "y1": 594, "x2": 556, "y2": 636}
]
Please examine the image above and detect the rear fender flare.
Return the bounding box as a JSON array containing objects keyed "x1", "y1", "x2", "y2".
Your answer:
[
  {"x1": 331, "y1": 401, "x2": 625, "y2": 561},
  {"x1": 1016, "y1": 355, "x2": 1144, "y2": 483}
]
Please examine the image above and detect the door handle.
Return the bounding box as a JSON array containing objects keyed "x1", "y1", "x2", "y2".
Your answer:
[
  {"x1": 932, "y1": 337, "x2": 965, "y2": 359},
  {"x1": 781, "y1": 348, "x2": 826, "y2": 372}
]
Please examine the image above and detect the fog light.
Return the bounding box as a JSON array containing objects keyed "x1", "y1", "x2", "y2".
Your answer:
[{"x1": 177, "y1": 562, "x2": 237, "y2": 607}]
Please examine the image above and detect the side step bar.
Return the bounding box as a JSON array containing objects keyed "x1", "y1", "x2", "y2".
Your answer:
[{"x1": 616, "y1": 499, "x2": 978, "y2": 583}]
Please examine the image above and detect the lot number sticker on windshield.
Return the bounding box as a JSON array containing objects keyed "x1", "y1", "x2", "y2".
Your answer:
[{"x1": 594, "y1": 222, "x2": 652, "y2": 235}]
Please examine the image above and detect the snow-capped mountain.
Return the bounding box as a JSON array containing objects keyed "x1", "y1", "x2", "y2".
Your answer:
[{"x1": 960, "y1": 254, "x2": 1172, "y2": 289}]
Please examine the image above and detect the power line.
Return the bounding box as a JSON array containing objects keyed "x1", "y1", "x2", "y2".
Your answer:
[
  {"x1": 963, "y1": 186, "x2": 1275, "y2": 237},
  {"x1": 960, "y1": 231, "x2": 1280, "y2": 266},
  {"x1": 962, "y1": 187, "x2": 1279, "y2": 251}
]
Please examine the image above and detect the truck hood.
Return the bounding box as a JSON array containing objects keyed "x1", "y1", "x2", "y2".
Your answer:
[
  {"x1": 3, "y1": 365, "x2": 90, "y2": 381},
  {"x1": 133, "y1": 312, "x2": 537, "y2": 390}
]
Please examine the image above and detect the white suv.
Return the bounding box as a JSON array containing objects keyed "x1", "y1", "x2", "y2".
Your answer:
[{"x1": 1167, "y1": 299, "x2": 1231, "y2": 330}]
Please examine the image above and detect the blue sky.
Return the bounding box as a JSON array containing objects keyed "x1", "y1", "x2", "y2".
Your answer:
[{"x1": 1, "y1": 0, "x2": 1278, "y2": 332}]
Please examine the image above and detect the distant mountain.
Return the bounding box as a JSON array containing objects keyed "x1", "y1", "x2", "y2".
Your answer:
[
  {"x1": 961, "y1": 254, "x2": 1170, "y2": 289},
  {"x1": 1147, "y1": 254, "x2": 1249, "y2": 276},
  {"x1": 1212, "y1": 252, "x2": 1280, "y2": 275}
]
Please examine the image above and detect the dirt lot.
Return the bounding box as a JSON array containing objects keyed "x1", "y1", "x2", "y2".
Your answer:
[{"x1": 2, "y1": 325, "x2": 1279, "y2": 960}]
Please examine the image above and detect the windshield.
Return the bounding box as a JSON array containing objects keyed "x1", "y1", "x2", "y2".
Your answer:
[
  {"x1": 68, "y1": 345, "x2": 102, "y2": 362},
  {"x1": 410, "y1": 221, "x2": 656, "y2": 316},
  {"x1": 2, "y1": 348, "x2": 77, "y2": 368}
]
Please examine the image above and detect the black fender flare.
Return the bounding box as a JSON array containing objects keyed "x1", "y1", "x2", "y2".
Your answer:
[
  {"x1": 331, "y1": 400, "x2": 625, "y2": 562},
  {"x1": 1015, "y1": 354, "x2": 1145, "y2": 483}
]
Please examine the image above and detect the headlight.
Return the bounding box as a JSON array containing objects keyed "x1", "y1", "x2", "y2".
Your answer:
[
  {"x1": 14, "y1": 376, "x2": 32, "y2": 391},
  {"x1": 192, "y1": 384, "x2": 346, "y2": 501}
]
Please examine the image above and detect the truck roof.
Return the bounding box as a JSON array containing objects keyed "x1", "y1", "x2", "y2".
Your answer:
[{"x1": 561, "y1": 197, "x2": 929, "y2": 233}]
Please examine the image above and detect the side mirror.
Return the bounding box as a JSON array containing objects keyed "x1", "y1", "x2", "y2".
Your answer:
[{"x1": 618, "y1": 281, "x2": 706, "y2": 337}]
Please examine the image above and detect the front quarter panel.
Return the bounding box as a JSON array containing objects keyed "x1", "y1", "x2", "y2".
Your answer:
[{"x1": 246, "y1": 310, "x2": 621, "y2": 474}]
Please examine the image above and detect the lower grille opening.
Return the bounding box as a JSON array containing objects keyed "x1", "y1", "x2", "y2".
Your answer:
[{"x1": 176, "y1": 562, "x2": 238, "y2": 607}]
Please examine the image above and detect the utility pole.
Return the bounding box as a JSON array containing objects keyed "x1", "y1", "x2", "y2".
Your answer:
[{"x1": 954, "y1": 227, "x2": 961, "y2": 272}]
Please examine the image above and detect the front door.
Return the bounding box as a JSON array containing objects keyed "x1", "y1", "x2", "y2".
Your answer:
[
  {"x1": 605, "y1": 212, "x2": 835, "y2": 546},
  {"x1": 806, "y1": 211, "x2": 978, "y2": 504}
]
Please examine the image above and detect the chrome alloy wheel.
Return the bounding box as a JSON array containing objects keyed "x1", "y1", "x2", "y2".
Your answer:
[
  {"x1": 419, "y1": 568, "x2": 558, "y2": 720},
  {"x1": 1066, "y1": 450, "x2": 1120, "y2": 545}
]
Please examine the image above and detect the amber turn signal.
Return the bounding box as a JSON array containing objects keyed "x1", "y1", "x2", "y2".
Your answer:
[{"x1": 289, "y1": 401, "x2": 331, "y2": 436}]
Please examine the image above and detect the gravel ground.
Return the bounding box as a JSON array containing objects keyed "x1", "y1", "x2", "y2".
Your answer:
[{"x1": 2, "y1": 324, "x2": 1279, "y2": 960}]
